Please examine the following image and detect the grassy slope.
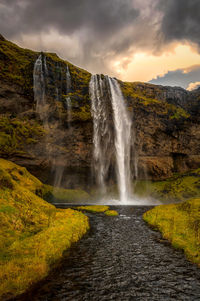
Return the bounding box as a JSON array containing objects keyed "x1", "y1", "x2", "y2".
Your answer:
[
  {"x1": 142, "y1": 169, "x2": 200, "y2": 266},
  {"x1": 0, "y1": 159, "x2": 89, "y2": 299},
  {"x1": 143, "y1": 198, "x2": 200, "y2": 266}
]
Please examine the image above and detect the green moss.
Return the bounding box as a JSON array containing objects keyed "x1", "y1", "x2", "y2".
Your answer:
[
  {"x1": 0, "y1": 116, "x2": 44, "y2": 156},
  {"x1": 42, "y1": 185, "x2": 90, "y2": 203},
  {"x1": 71, "y1": 105, "x2": 92, "y2": 121},
  {"x1": 121, "y1": 81, "x2": 161, "y2": 106},
  {"x1": 104, "y1": 210, "x2": 118, "y2": 216},
  {"x1": 167, "y1": 104, "x2": 190, "y2": 119},
  {"x1": 77, "y1": 205, "x2": 109, "y2": 213},
  {"x1": 0, "y1": 159, "x2": 89, "y2": 299},
  {"x1": 134, "y1": 169, "x2": 200, "y2": 203},
  {"x1": 0, "y1": 38, "x2": 38, "y2": 97},
  {"x1": 45, "y1": 54, "x2": 91, "y2": 106},
  {"x1": 0, "y1": 37, "x2": 91, "y2": 105},
  {"x1": 120, "y1": 81, "x2": 190, "y2": 119},
  {"x1": 143, "y1": 198, "x2": 200, "y2": 266}
]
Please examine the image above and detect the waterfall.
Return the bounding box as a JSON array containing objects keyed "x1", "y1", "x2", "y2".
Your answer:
[
  {"x1": 66, "y1": 65, "x2": 71, "y2": 93},
  {"x1": 65, "y1": 97, "x2": 72, "y2": 128},
  {"x1": 34, "y1": 54, "x2": 46, "y2": 118},
  {"x1": 90, "y1": 75, "x2": 113, "y2": 196},
  {"x1": 107, "y1": 77, "x2": 132, "y2": 202},
  {"x1": 34, "y1": 54, "x2": 64, "y2": 189},
  {"x1": 90, "y1": 74, "x2": 134, "y2": 202}
]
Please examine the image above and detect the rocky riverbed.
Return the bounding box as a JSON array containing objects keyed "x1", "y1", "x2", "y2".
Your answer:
[{"x1": 14, "y1": 206, "x2": 200, "y2": 301}]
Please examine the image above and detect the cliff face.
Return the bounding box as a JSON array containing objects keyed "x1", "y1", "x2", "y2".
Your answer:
[{"x1": 0, "y1": 35, "x2": 200, "y2": 189}]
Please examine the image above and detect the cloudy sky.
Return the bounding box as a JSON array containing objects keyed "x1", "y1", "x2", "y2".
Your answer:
[{"x1": 1, "y1": 0, "x2": 200, "y2": 89}]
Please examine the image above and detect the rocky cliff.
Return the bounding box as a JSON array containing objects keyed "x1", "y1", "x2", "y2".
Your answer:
[{"x1": 0, "y1": 34, "x2": 200, "y2": 189}]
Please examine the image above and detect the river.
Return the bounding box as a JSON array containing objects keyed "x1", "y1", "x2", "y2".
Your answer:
[{"x1": 15, "y1": 206, "x2": 200, "y2": 301}]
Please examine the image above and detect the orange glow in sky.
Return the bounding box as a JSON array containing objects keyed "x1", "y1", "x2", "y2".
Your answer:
[{"x1": 113, "y1": 44, "x2": 200, "y2": 82}]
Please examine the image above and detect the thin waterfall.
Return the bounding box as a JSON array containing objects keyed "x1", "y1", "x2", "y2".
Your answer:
[
  {"x1": 65, "y1": 97, "x2": 72, "y2": 128},
  {"x1": 107, "y1": 77, "x2": 132, "y2": 202},
  {"x1": 34, "y1": 54, "x2": 46, "y2": 118},
  {"x1": 33, "y1": 54, "x2": 65, "y2": 189},
  {"x1": 52, "y1": 66, "x2": 72, "y2": 188},
  {"x1": 66, "y1": 65, "x2": 71, "y2": 93}
]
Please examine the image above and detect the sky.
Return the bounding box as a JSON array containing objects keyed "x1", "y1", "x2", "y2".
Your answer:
[{"x1": 0, "y1": 0, "x2": 200, "y2": 90}]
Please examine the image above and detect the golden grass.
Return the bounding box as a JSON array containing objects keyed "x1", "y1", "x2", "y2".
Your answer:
[
  {"x1": 77, "y1": 205, "x2": 109, "y2": 213},
  {"x1": 0, "y1": 159, "x2": 89, "y2": 299},
  {"x1": 143, "y1": 198, "x2": 200, "y2": 266},
  {"x1": 104, "y1": 210, "x2": 118, "y2": 216}
]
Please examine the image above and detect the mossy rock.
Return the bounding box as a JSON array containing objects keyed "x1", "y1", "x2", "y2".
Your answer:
[
  {"x1": 77, "y1": 205, "x2": 109, "y2": 213},
  {"x1": 104, "y1": 210, "x2": 118, "y2": 216}
]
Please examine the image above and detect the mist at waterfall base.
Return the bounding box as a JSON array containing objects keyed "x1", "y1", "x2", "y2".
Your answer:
[{"x1": 34, "y1": 55, "x2": 160, "y2": 205}]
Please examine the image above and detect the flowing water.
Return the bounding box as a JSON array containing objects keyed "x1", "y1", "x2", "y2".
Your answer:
[
  {"x1": 90, "y1": 75, "x2": 113, "y2": 195},
  {"x1": 66, "y1": 65, "x2": 71, "y2": 93},
  {"x1": 66, "y1": 97, "x2": 72, "y2": 128},
  {"x1": 33, "y1": 54, "x2": 48, "y2": 124},
  {"x1": 15, "y1": 206, "x2": 200, "y2": 301},
  {"x1": 90, "y1": 75, "x2": 136, "y2": 203},
  {"x1": 108, "y1": 77, "x2": 132, "y2": 203}
]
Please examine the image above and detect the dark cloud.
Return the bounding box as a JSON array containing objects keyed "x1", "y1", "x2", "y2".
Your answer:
[
  {"x1": 0, "y1": 0, "x2": 138, "y2": 42},
  {"x1": 149, "y1": 65, "x2": 200, "y2": 90},
  {"x1": 0, "y1": 0, "x2": 200, "y2": 80},
  {"x1": 0, "y1": 0, "x2": 141, "y2": 74},
  {"x1": 159, "y1": 0, "x2": 200, "y2": 48}
]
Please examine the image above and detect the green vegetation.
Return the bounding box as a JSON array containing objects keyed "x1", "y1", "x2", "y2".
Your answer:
[
  {"x1": 45, "y1": 54, "x2": 91, "y2": 105},
  {"x1": 77, "y1": 206, "x2": 119, "y2": 216},
  {"x1": 121, "y1": 81, "x2": 161, "y2": 106},
  {"x1": 77, "y1": 205, "x2": 109, "y2": 213},
  {"x1": 0, "y1": 37, "x2": 37, "y2": 97},
  {"x1": 71, "y1": 104, "x2": 92, "y2": 121},
  {"x1": 104, "y1": 210, "x2": 118, "y2": 216},
  {"x1": 42, "y1": 185, "x2": 90, "y2": 203},
  {"x1": 121, "y1": 81, "x2": 190, "y2": 119},
  {"x1": 167, "y1": 104, "x2": 190, "y2": 119},
  {"x1": 0, "y1": 36, "x2": 91, "y2": 110},
  {"x1": 134, "y1": 168, "x2": 200, "y2": 203},
  {"x1": 0, "y1": 116, "x2": 44, "y2": 156},
  {"x1": 0, "y1": 159, "x2": 89, "y2": 299},
  {"x1": 143, "y1": 198, "x2": 200, "y2": 266}
]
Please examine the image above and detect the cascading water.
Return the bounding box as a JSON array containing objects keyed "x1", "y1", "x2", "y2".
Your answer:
[
  {"x1": 90, "y1": 74, "x2": 134, "y2": 203},
  {"x1": 33, "y1": 54, "x2": 66, "y2": 189},
  {"x1": 107, "y1": 77, "x2": 132, "y2": 203},
  {"x1": 66, "y1": 65, "x2": 71, "y2": 93},
  {"x1": 53, "y1": 65, "x2": 72, "y2": 188},
  {"x1": 90, "y1": 75, "x2": 113, "y2": 196},
  {"x1": 65, "y1": 97, "x2": 72, "y2": 128},
  {"x1": 34, "y1": 54, "x2": 46, "y2": 120}
]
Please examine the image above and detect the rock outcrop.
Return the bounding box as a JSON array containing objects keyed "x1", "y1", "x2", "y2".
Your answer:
[{"x1": 0, "y1": 35, "x2": 200, "y2": 189}]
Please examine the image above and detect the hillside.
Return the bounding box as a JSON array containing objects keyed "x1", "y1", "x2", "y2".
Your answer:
[
  {"x1": 0, "y1": 34, "x2": 200, "y2": 190},
  {"x1": 0, "y1": 158, "x2": 89, "y2": 299}
]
